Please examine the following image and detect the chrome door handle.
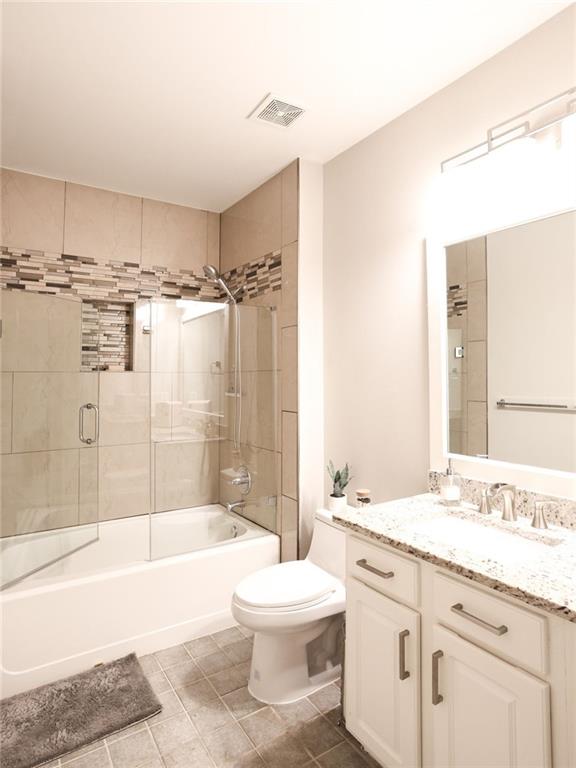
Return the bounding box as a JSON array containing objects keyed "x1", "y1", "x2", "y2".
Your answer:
[
  {"x1": 355, "y1": 559, "x2": 394, "y2": 579},
  {"x1": 451, "y1": 603, "x2": 508, "y2": 636},
  {"x1": 398, "y1": 629, "x2": 410, "y2": 680},
  {"x1": 432, "y1": 650, "x2": 444, "y2": 705},
  {"x1": 79, "y1": 403, "x2": 99, "y2": 445}
]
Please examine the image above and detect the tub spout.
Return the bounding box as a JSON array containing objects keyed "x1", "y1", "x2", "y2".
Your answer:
[{"x1": 227, "y1": 501, "x2": 246, "y2": 514}]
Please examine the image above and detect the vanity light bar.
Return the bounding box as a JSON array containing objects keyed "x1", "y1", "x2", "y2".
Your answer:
[{"x1": 441, "y1": 86, "x2": 576, "y2": 172}]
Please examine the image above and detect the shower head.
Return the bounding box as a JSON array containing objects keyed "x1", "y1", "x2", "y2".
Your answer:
[{"x1": 203, "y1": 263, "x2": 238, "y2": 304}]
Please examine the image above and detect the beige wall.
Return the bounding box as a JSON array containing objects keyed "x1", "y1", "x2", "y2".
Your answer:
[
  {"x1": 1, "y1": 169, "x2": 220, "y2": 270},
  {"x1": 323, "y1": 7, "x2": 576, "y2": 503},
  {"x1": 220, "y1": 161, "x2": 299, "y2": 560}
]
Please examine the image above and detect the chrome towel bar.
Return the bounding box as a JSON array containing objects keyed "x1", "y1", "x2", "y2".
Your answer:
[{"x1": 497, "y1": 399, "x2": 576, "y2": 413}]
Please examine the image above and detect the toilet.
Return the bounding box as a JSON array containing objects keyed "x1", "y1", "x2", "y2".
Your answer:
[{"x1": 232, "y1": 509, "x2": 346, "y2": 704}]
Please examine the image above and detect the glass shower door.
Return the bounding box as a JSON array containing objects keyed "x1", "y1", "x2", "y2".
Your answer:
[{"x1": 0, "y1": 290, "x2": 99, "y2": 589}]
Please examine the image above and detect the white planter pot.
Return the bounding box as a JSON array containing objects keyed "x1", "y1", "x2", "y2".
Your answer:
[{"x1": 328, "y1": 494, "x2": 348, "y2": 513}]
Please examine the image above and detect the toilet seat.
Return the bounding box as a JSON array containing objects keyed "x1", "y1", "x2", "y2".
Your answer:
[{"x1": 234, "y1": 560, "x2": 339, "y2": 612}]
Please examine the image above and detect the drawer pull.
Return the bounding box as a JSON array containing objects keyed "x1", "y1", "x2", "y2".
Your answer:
[
  {"x1": 355, "y1": 558, "x2": 394, "y2": 579},
  {"x1": 451, "y1": 602, "x2": 508, "y2": 636},
  {"x1": 398, "y1": 629, "x2": 410, "y2": 680},
  {"x1": 432, "y1": 650, "x2": 444, "y2": 705}
]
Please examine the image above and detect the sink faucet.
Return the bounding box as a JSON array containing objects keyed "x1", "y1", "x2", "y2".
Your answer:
[
  {"x1": 487, "y1": 483, "x2": 517, "y2": 522},
  {"x1": 226, "y1": 500, "x2": 246, "y2": 514}
]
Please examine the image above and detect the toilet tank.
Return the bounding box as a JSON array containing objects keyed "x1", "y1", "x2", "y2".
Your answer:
[{"x1": 306, "y1": 509, "x2": 347, "y2": 581}]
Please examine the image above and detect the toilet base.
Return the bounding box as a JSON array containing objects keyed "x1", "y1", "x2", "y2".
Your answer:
[{"x1": 248, "y1": 614, "x2": 343, "y2": 704}]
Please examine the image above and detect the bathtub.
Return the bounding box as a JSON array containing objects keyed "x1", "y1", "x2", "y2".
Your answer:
[{"x1": 0, "y1": 505, "x2": 279, "y2": 697}]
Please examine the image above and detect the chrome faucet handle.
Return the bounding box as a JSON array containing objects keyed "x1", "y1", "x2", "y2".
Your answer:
[
  {"x1": 531, "y1": 501, "x2": 554, "y2": 530},
  {"x1": 488, "y1": 483, "x2": 517, "y2": 522},
  {"x1": 478, "y1": 489, "x2": 491, "y2": 515}
]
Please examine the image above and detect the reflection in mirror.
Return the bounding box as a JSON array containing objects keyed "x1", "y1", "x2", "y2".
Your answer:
[{"x1": 445, "y1": 210, "x2": 576, "y2": 473}]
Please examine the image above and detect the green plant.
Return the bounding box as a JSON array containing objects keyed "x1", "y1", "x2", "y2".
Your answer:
[{"x1": 327, "y1": 460, "x2": 351, "y2": 498}]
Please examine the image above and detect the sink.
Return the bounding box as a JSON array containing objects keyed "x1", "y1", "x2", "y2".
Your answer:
[{"x1": 407, "y1": 515, "x2": 562, "y2": 564}]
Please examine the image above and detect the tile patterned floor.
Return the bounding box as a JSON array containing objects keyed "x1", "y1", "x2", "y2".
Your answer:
[{"x1": 37, "y1": 625, "x2": 381, "y2": 768}]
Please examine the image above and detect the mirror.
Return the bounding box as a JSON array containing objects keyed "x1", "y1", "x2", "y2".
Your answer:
[{"x1": 445, "y1": 210, "x2": 576, "y2": 473}]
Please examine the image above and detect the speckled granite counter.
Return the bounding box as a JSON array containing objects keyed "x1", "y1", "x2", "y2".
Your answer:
[{"x1": 334, "y1": 494, "x2": 576, "y2": 623}]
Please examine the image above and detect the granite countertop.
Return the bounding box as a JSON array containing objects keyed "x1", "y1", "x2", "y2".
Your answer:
[{"x1": 334, "y1": 493, "x2": 576, "y2": 622}]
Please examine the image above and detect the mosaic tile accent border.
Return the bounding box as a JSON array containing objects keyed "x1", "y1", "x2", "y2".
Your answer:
[
  {"x1": 224, "y1": 250, "x2": 282, "y2": 301},
  {"x1": 429, "y1": 471, "x2": 576, "y2": 530},
  {"x1": 447, "y1": 283, "x2": 467, "y2": 317}
]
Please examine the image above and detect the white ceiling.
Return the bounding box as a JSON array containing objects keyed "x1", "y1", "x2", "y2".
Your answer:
[{"x1": 2, "y1": 1, "x2": 568, "y2": 211}]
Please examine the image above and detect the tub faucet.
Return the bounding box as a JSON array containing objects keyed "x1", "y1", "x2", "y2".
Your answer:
[
  {"x1": 488, "y1": 483, "x2": 517, "y2": 522},
  {"x1": 226, "y1": 501, "x2": 246, "y2": 514}
]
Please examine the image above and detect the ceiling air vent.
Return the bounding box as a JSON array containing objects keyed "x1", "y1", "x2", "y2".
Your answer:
[{"x1": 249, "y1": 94, "x2": 305, "y2": 128}]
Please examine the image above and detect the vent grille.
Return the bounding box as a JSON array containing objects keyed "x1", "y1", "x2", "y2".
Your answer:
[{"x1": 249, "y1": 94, "x2": 304, "y2": 128}]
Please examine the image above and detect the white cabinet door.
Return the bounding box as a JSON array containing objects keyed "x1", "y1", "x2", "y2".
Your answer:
[
  {"x1": 345, "y1": 577, "x2": 420, "y2": 768},
  {"x1": 430, "y1": 624, "x2": 551, "y2": 768}
]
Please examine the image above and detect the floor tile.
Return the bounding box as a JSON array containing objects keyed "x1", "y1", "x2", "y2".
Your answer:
[
  {"x1": 258, "y1": 731, "x2": 311, "y2": 768},
  {"x1": 107, "y1": 730, "x2": 158, "y2": 768},
  {"x1": 221, "y1": 686, "x2": 265, "y2": 719},
  {"x1": 146, "y1": 690, "x2": 184, "y2": 724},
  {"x1": 212, "y1": 627, "x2": 245, "y2": 647},
  {"x1": 238, "y1": 626, "x2": 254, "y2": 639},
  {"x1": 196, "y1": 650, "x2": 234, "y2": 676},
  {"x1": 185, "y1": 636, "x2": 219, "y2": 658},
  {"x1": 64, "y1": 747, "x2": 110, "y2": 768},
  {"x1": 189, "y1": 698, "x2": 235, "y2": 736},
  {"x1": 154, "y1": 645, "x2": 191, "y2": 670},
  {"x1": 316, "y1": 741, "x2": 374, "y2": 767},
  {"x1": 234, "y1": 751, "x2": 266, "y2": 768},
  {"x1": 175, "y1": 678, "x2": 219, "y2": 712},
  {"x1": 297, "y1": 716, "x2": 344, "y2": 758},
  {"x1": 223, "y1": 638, "x2": 253, "y2": 664},
  {"x1": 208, "y1": 665, "x2": 248, "y2": 696},
  {"x1": 239, "y1": 707, "x2": 285, "y2": 748},
  {"x1": 165, "y1": 659, "x2": 203, "y2": 688},
  {"x1": 149, "y1": 713, "x2": 197, "y2": 756},
  {"x1": 137, "y1": 760, "x2": 163, "y2": 768},
  {"x1": 161, "y1": 738, "x2": 214, "y2": 768},
  {"x1": 203, "y1": 722, "x2": 253, "y2": 767},
  {"x1": 273, "y1": 698, "x2": 317, "y2": 727},
  {"x1": 146, "y1": 670, "x2": 171, "y2": 695},
  {"x1": 308, "y1": 684, "x2": 341, "y2": 714},
  {"x1": 106, "y1": 722, "x2": 146, "y2": 744},
  {"x1": 139, "y1": 655, "x2": 161, "y2": 676},
  {"x1": 61, "y1": 742, "x2": 105, "y2": 763}
]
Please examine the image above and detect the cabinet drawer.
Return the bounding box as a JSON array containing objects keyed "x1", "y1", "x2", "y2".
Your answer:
[
  {"x1": 348, "y1": 535, "x2": 419, "y2": 607},
  {"x1": 433, "y1": 572, "x2": 548, "y2": 675}
]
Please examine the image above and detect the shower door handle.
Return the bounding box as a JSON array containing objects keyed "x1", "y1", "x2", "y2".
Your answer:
[{"x1": 79, "y1": 403, "x2": 99, "y2": 445}]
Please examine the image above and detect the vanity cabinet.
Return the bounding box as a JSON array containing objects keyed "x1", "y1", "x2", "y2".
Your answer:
[
  {"x1": 346, "y1": 577, "x2": 420, "y2": 768},
  {"x1": 343, "y1": 533, "x2": 570, "y2": 768}
]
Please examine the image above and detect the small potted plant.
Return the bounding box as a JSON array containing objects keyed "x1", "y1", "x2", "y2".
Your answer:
[{"x1": 327, "y1": 460, "x2": 351, "y2": 513}]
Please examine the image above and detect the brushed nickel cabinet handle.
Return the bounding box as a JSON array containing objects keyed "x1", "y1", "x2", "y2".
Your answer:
[
  {"x1": 398, "y1": 629, "x2": 410, "y2": 680},
  {"x1": 79, "y1": 403, "x2": 99, "y2": 445},
  {"x1": 432, "y1": 650, "x2": 444, "y2": 705},
  {"x1": 451, "y1": 602, "x2": 508, "y2": 636},
  {"x1": 355, "y1": 558, "x2": 394, "y2": 579}
]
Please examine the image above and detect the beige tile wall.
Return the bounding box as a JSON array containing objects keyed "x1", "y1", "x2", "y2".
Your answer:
[
  {"x1": 220, "y1": 161, "x2": 299, "y2": 560},
  {"x1": 2, "y1": 168, "x2": 219, "y2": 273}
]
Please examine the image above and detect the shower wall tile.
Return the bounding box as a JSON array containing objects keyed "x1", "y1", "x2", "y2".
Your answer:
[
  {"x1": 64, "y1": 183, "x2": 142, "y2": 264},
  {"x1": 180, "y1": 307, "x2": 226, "y2": 374},
  {"x1": 220, "y1": 174, "x2": 282, "y2": 272},
  {"x1": 154, "y1": 438, "x2": 219, "y2": 512},
  {"x1": 280, "y1": 242, "x2": 298, "y2": 328},
  {"x1": 1, "y1": 290, "x2": 82, "y2": 372},
  {"x1": 281, "y1": 160, "x2": 299, "y2": 247},
  {"x1": 219, "y1": 440, "x2": 279, "y2": 508},
  {"x1": 207, "y1": 212, "x2": 221, "y2": 267},
  {"x1": 281, "y1": 411, "x2": 298, "y2": 501},
  {"x1": 280, "y1": 495, "x2": 298, "y2": 562},
  {"x1": 281, "y1": 326, "x2": 298, "y2": 413},
  {"x1": 467, "y1": 280, "x2": 487, "y2": 342},
  {"x1": 466, "y1": 236, "x2": 487, "y2": 282},
  {"x1": 1, "y1": 372, "x2": 13, "y2": 454},
  {"x1": 0, "y1": 449, "x2": 80, "y2": 536},
  {"x1": 12, "y1": 372, "x2": 98, "y2": 452},
  {"x1": 151, "y1": 372, "x2": 173, "y2": 442},
  {"x1": 172, "y1": 372, "x2": 223, "y2": 442},
  {"x1": 142, "y1": 199, "x2": 209, "y2": 273},
  {"x1": 222, "y1": 371, "x2": 277, "y2": 452},
  {"x1": 1, "y1": 169, "x2": 65, "y2": 253},
  {"x1": 99, "y1": 372, "x2": 150, "y2": 446},
  {"x1": 467, "y1": 400, "x2": 488, "y2": 458},
  {"x1": 79, "y1": 446, "x2": 98, "y2": 525},
  {"x1": 467, "y1": 340, "x2": 487, "y2": 401},
  {"x1": 98, "y1": 443, "x2": 151, "y2": 520}
]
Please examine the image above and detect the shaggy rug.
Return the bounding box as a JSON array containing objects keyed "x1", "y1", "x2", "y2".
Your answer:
[{"x1": 0, "y1": 654, "x2": 161, "y2": 768}]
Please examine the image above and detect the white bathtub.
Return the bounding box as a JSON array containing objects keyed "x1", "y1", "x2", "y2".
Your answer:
[{"x1": 0, "y1": 505, "x2": 279, "y2": 697}]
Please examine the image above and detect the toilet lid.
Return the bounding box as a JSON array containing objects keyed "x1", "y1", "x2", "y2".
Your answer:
[{"x1": 235, "y1": 560, "x2": 338, "y2": 609}]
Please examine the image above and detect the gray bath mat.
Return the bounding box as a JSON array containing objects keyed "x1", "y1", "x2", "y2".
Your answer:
[{"x1": 0, "y1": 653, "x2": 161, "y2": 768}]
